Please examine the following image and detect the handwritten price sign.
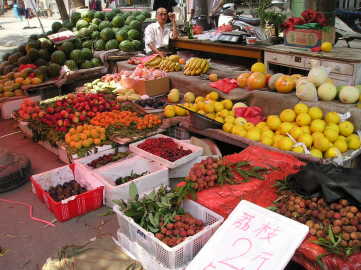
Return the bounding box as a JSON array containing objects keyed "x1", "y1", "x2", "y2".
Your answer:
[{"x1": 187, "y1": 201, "x2": 309, "y2": 270}]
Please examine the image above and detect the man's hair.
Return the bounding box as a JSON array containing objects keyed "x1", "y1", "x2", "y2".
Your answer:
[{"x1": 156, "y1": 7, "x2": 167, "y2": 15}]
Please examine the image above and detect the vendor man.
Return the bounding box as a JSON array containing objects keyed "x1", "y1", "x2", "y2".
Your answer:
[{"x1": 144, "y1": 7, "x2": 179, "y2": 56}]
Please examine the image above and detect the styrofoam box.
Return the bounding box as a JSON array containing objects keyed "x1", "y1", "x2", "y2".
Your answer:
[
  {"x1": 91, "y1": 155, "x2": 169, "y2": 207},
  {"x1": 58, "y1": 144, "x2": 114, "y2": 164},
  {"x1": 73, "y1": 147, "x2": 130, "y2": 172},
  {"x1": 2, "y1": 95, "x2": 41, "y2": 119},
  {"x1": 129, "y1": 134, "x2": 203, "y2": 169},
  {"x1": 113, "y1": 199, "x2": 224, "y2": 269},
  {"x1": 169, "y1": 155, "x2": 221, "y2": 178},
  {"x1": 115, "y1": 231, "x2": 186, "y2": 270}
]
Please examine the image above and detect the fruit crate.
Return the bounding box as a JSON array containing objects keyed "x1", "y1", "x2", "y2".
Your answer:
[
  {"x1": 113, "y1": 199, "x2": 224, "y2": 269},
  {"x1": 73, "y1": 147, "x2": 131, "y2": 172},
  {"x1": 91, "y1": 155, "x2": 169, "y2": 208},
  {"x1": 30, "y1": 164, "x2": 104, "y2": 222},
  {"x1": 129, "y1": 134, "x2": 203, "y2": 169},
  {"x1": 115, "y1": 231, "x2": 185, "y2": 270}
]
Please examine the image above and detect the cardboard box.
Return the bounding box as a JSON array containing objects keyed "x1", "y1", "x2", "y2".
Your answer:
[
  {"x1": 121, "y1": 77, "x2": 170, "y2": 96},
  {"x1": 284, "y1": 28, "x2": 335, "y2": 48}
]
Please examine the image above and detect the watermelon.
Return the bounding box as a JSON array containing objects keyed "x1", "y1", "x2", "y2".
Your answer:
[
  {"x1": 112, "y1": 27, "x2": 120, "y2": 33},
  {"x1": 134, "y1": 11, "x2": 142, "y2": 16},
  {"x1": 81, "y1": 10, "x2": 94, "y2": 22},
  {"x1": 82, "y1": 40, "x2": 93, "y2": 49},
  {"x1": 105, "y1": 39, "x2": 119, "y2": 50},
  {"x1": 52, "y1": 22, "x2": 62, "y2": 32},
  {"x1": 128, "y1": 29, "x2": 140, "y2": 40},
  {"x1": 142, "y1": 11, "x2": 151, "y2": 18},
  {"x1": 94, "y1": 11, "x2": 104, "y2": 20},
  {"x1": 92, "y1": 18, "x2": 101, "y2": 25},
  {"x1": 38, "y1": 49, "x2": 50, "y2": 61},
  {"x1": 136, "y1": 14, "x2": 146, "y2": 22},
  {"x1": 115, "y1": 29, "x2": 128, "y2": 42},
  {"x1": 51, "y1": 50, "x2": 66, "y2": 65},
  {"x1": 131, "y1": 40, "x2": 142, "y2": 50},
  {"x1": 78, "y1": 27, "x2": 91, "y2": 38},
  {"x1": 91, "y1": 31, "x2": 100, "y2": 40},
  {"x1": 105, "y1": 12, "x2": 115, "y2": 21},
  {"x1": 119, "y1": 40, "x2": 134, "y2": 52},
  {"x1": 81, "y1": 48, "x2": 92, "y2": 60},
  {"x1": 112, "y1": 8, "x2": 122, "y2": 14},
  {"x1": 48, "y1": 63, "x2": 61, "y2": 78},
  {"x1": 57, "y1": 27, "x2": 69, "y2": 33},
  {"x1": 121, "y1": 25, "x2": 131, "y2": 32},
  {"x1": 99, "y1": 20, "x2": 111, "y2": 31},
  {"x1": 34, "y1": 58, "x2": 48, "y2": 67},
  {"x1": 95, "y1": 40, "x2": 105, "y2": 51},
  {"x1": 71, "y1": 12, "x2": 81, "y2": 24},
  {"x1": 112, "y1": 15, "x2": 124, "y2": 27},
  {"x1": 64, "y1": 60, "x2": 77, "y2": 71},
  {"x1": 88, "y1": 23, "x2": 98, "y2": 31},
  {"x1": 40, "y1": 39, "x2": 53, "y2": 50},
  {"x1": 72, "y1": 38, "x2": 82, "y2": 49},
  {"x1": 129, "y1": 19, "x2": 141, "y2": 30},
  {"x1": 100, "y1": 28, "x2": 115, "y2": 41},
  {"x1": 63, "y1": 20, "x2": 74, "y2": 30},
  {"x1": 125, "y1": 16, "x2": 135, "y2": 25},
  {"x1": 81, "y1": 60, "x2": 94, "y2": 69},
  {"x1": 76, "y1": 19, "x2": 89, "y2": 30},
  {"x1": 91, "y1": 57, "x2": 102, "y2": 67},
  {"x1": 59, "y1": 40, "x2": 74, "y2": 55},
  {"x1": 70, "y1": 49, "x2": 83, "y2": 64}
]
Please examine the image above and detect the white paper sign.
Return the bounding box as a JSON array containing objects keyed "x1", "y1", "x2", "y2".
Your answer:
[{"x1": 187, "y1": 200, "x2": 309, "y2": 270}]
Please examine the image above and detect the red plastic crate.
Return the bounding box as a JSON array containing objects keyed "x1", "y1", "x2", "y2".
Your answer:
[{"x1": 31, "y1": 164, "x2": 104, "y2": 222}]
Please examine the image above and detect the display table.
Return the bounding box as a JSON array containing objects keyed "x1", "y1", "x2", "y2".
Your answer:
[
  {"x1": 264, "y1": 44, "x2": 361, "y2": 85},
  {"x1": 171, "y1": 38, "x2": 266, "y2": 61}
]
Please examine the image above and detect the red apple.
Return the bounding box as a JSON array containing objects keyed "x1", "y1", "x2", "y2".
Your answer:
[{"x1": 57, "y1": 120, "x2": 63, "y2": 126}]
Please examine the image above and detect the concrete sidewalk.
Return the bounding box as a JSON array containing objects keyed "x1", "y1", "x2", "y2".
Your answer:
[{"x1": 0, "y1": 11, "x2": 61, "y2": 58}]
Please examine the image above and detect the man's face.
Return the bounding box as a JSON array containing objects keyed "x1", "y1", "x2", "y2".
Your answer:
[{"x1": 156, "y1": 8, "x2": 168, "y2": 24}]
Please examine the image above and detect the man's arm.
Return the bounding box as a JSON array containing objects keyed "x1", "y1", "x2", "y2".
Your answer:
[
  {"x1": 148, "y1": 42, "x2": 166, "y2": 57},
  {"x1": 169, "y1": 12, "x2": 179, "y2": 39}
]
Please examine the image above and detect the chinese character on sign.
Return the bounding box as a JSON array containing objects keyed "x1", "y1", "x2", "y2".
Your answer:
[
  {"x1": 253, "y1": 223, "x2": 280, "y2": 244},
  {"x1": 233, "y1": 212, "x2": 255, "y2": 231}
]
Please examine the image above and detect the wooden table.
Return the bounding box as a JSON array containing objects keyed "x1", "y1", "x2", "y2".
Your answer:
[{"x1": 171, "y1": 38, "x2": 266, "y2": 61}]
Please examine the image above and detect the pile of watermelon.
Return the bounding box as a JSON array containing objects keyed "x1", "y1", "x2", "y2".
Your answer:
[{"x1": 69, "y1": 9, "x2": 150, "y2": 52}]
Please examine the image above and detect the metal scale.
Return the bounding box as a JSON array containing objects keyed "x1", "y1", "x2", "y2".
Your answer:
[{"x1": 217, "y1": 30, "x2": 248, "y2": 43}]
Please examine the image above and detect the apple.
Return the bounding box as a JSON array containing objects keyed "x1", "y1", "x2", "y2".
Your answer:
[
  {"x1": 79, "y1": 115, "x2": 86, "y2": 121},
  {"x1": 63, "y1": 119, "x2": 70, "y2": 127},
  {"x1": 60, "y1": 110, "x2": 68, "y2": 118}
]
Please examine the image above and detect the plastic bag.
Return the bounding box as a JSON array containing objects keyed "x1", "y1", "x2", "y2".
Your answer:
[
  {"x1": 195, "y1": 145, "x2": 304, "y2": 217},
  {"x1": 234, "y1": 106, "x2": 265, "y2": 125},
  {"x1": 287, "y1": 162, "x2": 361, "y2": 206},
  {"x1": 209, "y1": 78, "x2": 238, "y2": 94}
]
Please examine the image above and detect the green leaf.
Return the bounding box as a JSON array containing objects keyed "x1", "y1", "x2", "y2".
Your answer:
[{"x1": 129, "y1": 183, "x2": 138, "y2": 201}]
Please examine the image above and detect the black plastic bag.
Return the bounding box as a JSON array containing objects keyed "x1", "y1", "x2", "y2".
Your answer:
[{"x1": 287, "y1": 162, "x2": 361, "y2": 206}]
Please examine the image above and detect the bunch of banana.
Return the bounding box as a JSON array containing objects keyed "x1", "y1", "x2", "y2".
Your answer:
[
  {"x1": 144, "y1": 55, "x2": 162, "y2": 68},
  {"x1": 183, "y1": 58, "x2": 209, "y2": 76},
  {"x1": 158, "y1": 58, "x2": 181, "y2": 72}
]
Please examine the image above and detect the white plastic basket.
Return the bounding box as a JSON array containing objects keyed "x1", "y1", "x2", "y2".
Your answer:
[
  {"x1": 113, "y1": 199, "x2": 224, "y2": 269},
  {"x1": 91, "y1": 155, "x2": 169, "y2": 207},
  {"x1": 115, "y1": 231, "x2": 186, "y2": 270},
  {"x1": 74, "y1": 147, "x2": 131, "y2": 172},
  {"x1": 169, "y1": 155, "x2": 221, "y2": 178},
  {"x1": 129, "y1": 134, "x2": 203, "y2": 169}
]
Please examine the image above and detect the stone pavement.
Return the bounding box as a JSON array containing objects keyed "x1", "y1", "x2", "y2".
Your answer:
[{"x1": 0, "y1": 10, "x2": 61, "y2": 58}]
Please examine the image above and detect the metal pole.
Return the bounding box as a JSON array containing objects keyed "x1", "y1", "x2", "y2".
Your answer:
[{"x1": 30, "y1": 0, "x2": 45, "y2": 33}]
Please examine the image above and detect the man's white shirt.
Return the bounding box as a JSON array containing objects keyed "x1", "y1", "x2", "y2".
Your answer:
[{"x1": 144, "y1": 22, "x2": 174, "y2": 54}]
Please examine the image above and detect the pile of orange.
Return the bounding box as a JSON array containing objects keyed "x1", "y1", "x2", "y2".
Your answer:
[
  {"x1": 65, "y1": 124, "x2": 106, "y2": 150},
  {"x1": 90, "y1": 110, "x2": 162, "y2": 130}
]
